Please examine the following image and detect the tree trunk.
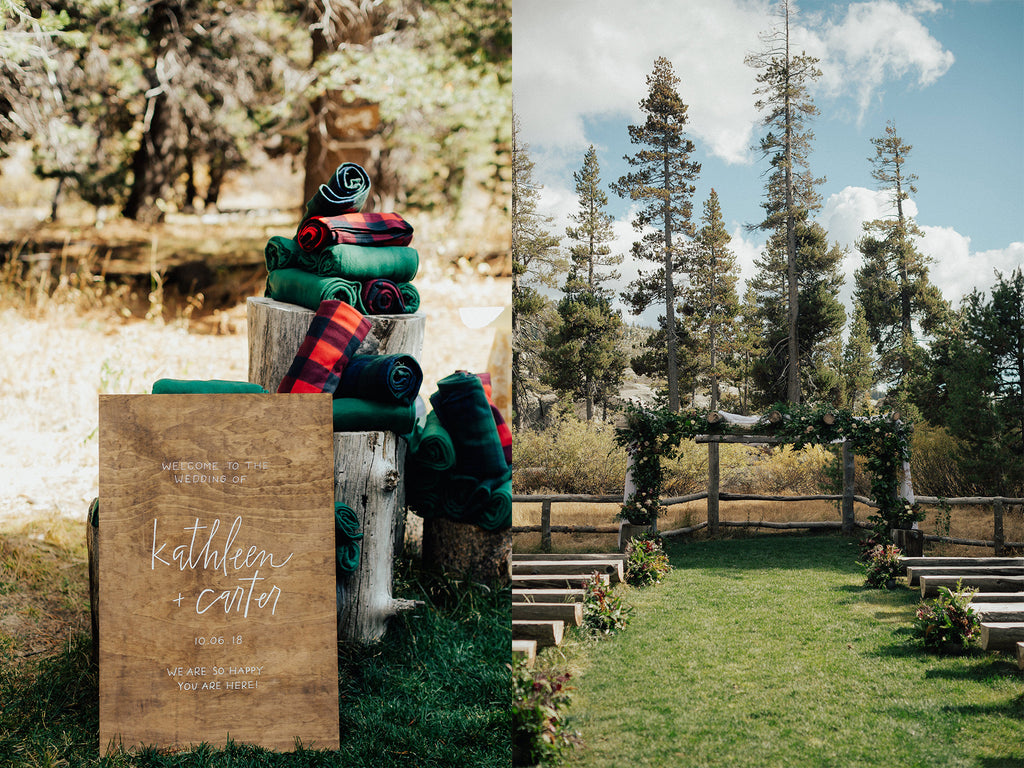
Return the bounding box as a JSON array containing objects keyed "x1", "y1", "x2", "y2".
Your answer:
[
  {"x1": 422, "y1": 516, "x2": 512, "y2": 583},
  {"x1": 663, "y1": 139, "x2": 680, "y2": 412}
]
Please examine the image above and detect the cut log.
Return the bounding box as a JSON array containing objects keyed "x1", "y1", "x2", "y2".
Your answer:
[
  {"x1": 512, "y1": 589, "x2": 586, "y2": 603},
  {"x1": 511, "y1": 559, "x2": 624, "y2": 584},
  {"x1": 969, "y1": 592, "x2": 1024, "y2": 603},
  {"x1": 892, "y1": 528, "x2": 924, "y2": 558},
  {"x1": 979, "y1": 622, "x2": 1024, "y2": 652},
  {"x1": 511, "y1": 601, "x2": 583, "y2": 626},
  {"x1": 422, "y1": 516, "x2": 512, "y2": 584},
  {"x1": 512, "y1": 573, "x2": 608, "y2": 590},
  {"x1": 906, "y1": 565, "x2": 1024, "y2": 587},
  {"x1": 335, "y1": 431, "x2": 419, "y2": 643},
  {"x1": 246, "y1": 297, "x2": 426, "y2": 392},
  {"x1": 920, "y1": 574, "x2": 1024, "y2": 598},
  {"x1": 968, "y1": 604, "x2": 1024, "y2": 622},
  {"x1": 512, "y1": 639, "x2": 537, "y2": 667},
  {"x1": 901, "y1": 556, "x2": 1024, "y2": 574},
  {"x1": 512, "y1": 552, "x2": 626, "y2": 563},
  {"x1": 512, "y1": 620, "x2": 564, "y2": 648}
]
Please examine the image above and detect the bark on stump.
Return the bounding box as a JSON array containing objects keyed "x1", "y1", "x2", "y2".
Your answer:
[
  {"x1": 422, "y1": 516, "x2": 512, "y2": 584},
  {"x1": 247, "y1": 297, "x2": 425, "y2": 643}
]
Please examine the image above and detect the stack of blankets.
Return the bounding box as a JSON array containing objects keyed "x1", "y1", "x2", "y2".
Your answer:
[
  {"x1": 264, "y1": 162, "x2": 420, "y2": 316},
  {"x1": 404, "y1": 371, "x2": 513, "y2": 531}
]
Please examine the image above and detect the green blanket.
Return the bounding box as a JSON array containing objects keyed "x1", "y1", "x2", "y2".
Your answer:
[
  {"x1": 429, "y1": 372, "x2": 510, "y2": 482},
  {"x1": 334, "y1": 502, "x2": 363, "y2": 575},
  {"x1": 332, "y1": 398, "x2": 417, "y2": 434},
  {"x1": 315, "y1": 244, "x2": 419, "y2": 283},
  {"x1": 152, "y1": 379, "x2": 268, "y2": 394},
  {"x1": 405, "y1": 411, "x2": 455, "y2": 471},
  {"x1": 335, "y1": 354, "x2": 423, "y2": 405},
  {"x1": 399, "y1": 282, "x2": 420, "y2": 313},
  {"x1": 264, "y1": 235, "x2": 303, "y2": 272},
  {"x1": 266, "y1": 268, "x2": 362, "y2": 311}
]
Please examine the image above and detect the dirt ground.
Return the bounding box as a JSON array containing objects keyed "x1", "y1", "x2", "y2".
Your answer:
[{"x1": 0, "y1": 270, "x2": 511, "y2": 532}]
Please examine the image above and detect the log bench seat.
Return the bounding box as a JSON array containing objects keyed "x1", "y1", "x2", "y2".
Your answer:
[
  {"x1": 919, "y1": 574, "x2": 1024, "y2": 598},
  {"x1": 512, "y1": 573, "x2": 609, "y2": 590},
  {"x1": 512, "y1": 588, "x2": 586, "y2": 603},
  {"x1": 511, "y1": 559, "x2": 625, "y2": 584},
  {"x1": 511, "y1": 601, "x2": 583, "y2": 626},
  {"x1": 907, "y1": 565, "x2": 1024, "y2": 587},
  {"x1": 978, "y1": 622, "x2": 1024, "y2": 652},
  {"x1": 512, "y1": 639, "x2": 537, "y2": 666},
  {"x1": 512, "y1": 620, "x2": 564, "y2": 648}
]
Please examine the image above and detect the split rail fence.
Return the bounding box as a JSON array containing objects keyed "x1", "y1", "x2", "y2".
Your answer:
[{"x1": 513, "y1": 435, "x2": 1024, "y2": 554}]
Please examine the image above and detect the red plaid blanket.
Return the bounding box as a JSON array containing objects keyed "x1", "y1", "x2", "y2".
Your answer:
[
  {"x1": 296, "y1": 212, "x2": 414, "y2": 252},
  {"x1": 277, "y1": 300, "x2": 372, "y2": 394}
]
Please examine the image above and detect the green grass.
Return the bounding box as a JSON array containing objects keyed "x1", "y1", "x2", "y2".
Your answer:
[
  {"x1": 0, "y1": 562, "x2": 511, "y2": 768},
  {"x1": 559, "y1": 534, "x2": 1023, "y2": 768}
]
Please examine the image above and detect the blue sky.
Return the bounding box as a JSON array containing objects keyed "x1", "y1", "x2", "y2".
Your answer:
[{"x1": 512, "y1": 0, "x2": 1024, "y2": 327}]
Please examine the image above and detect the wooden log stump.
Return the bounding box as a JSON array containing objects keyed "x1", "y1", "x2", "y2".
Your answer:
[
  {"x1": 422, "y1": 516, "x2": 512, "y2": 584},
  {"x1": 892, "y1": 528, "x2": 924, "y2": 558},
  {"x1": 247, "y1": 297, "x2": 426, "y2": 392},
  {"x1": 979, "y1": 622, "x2": 1024, "y2": 652},
  {"x1": 335, "y1": 431, "x2": 419, "y2": 643},
  {"x1": 512, "y1": 620, "x2": 564, "y2": 648}
]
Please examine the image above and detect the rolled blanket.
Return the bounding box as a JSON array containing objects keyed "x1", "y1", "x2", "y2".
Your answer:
[
  {"x1": 332, "y1": 398, "x2": 417, "y2": 434},
  {"x1": 477, "y1": 478, "x2": 513, "y2": 531},
  {"x1": 440, "y1": 474, "x2": 489, "y2": 522},
  {"x1": 334, "y1": 502, "x2": 363, "y2": 576},
  {"x1": 404, "y1": 461, "x2": 444, "y2": 519},
  {"x1": 398, "y1": 282, "x2": 420, "y2": 313},
  {"x1": 361, "y1": 279, "x2": 406, "y2": 315},
  {"x1": 297, "y1": 212, "x2": 414, "y2": 251},
  {"x1": 429, "y1": 372, "x2": 511, "y2": 482},
  {"x1": 277, "y1": 300, "x2": 371, "y2": 394},
  {"x1": 406, "y1": 411, "x2": 455, "y2": 471},
  {"x1": 315, "y1": 244, "x2": 419, "y2": 283},
  {"x1": 303, "y1": 162, "x2": 371, "y2": 219},
  {"x1": 152, "y1": 379, "x2": 267, "y2": 394},
  {"x1": 476, "y1": 372, "x2": 512, "y2": 466},
  {"x1": 266, "y1": 268, "x2": 362, "y2": 312},
  {"x1": 335, "y1": 354, "x2": 423, "y2": 405},
  {"x1": 264, "y1": 236, "x2": 303, "y2": 272}
]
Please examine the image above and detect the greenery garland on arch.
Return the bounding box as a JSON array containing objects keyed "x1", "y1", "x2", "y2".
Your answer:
[{"x1": 613, "y1": 401, "x2": 918, "y2": 538}]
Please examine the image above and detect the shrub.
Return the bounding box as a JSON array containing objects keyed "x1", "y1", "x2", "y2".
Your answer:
[
  {"x1": 624, "y1": 535, "x2": 672, "y2": 588},
  {"x1": 513, "y1": 416, "x2": 627, "y2": 494},
  {"x1": 912, "y1": 581, "x2": 981, "y2": 651},
  {"x1": 581, "y1": 573, "x2": 631, "y2": 636},
  {"x1": 511, "y1": 661, "x2": 582, "y2": 766},
  {"x1": 862, "y1": 543, "x2": 904, "y2": 588}
]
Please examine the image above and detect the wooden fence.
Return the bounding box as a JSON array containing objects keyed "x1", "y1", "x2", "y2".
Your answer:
[{"x1": 512, "y1": 491, "x2": 1024, "y2": 554}]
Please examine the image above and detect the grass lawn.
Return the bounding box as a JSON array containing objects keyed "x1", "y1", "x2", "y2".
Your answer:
[
  {"x1": 0, "y1": 546, "x2": 511, "y2": 768},
  {"x1": 563, "y1": 534, "x2": 1023, "y2": 768}
]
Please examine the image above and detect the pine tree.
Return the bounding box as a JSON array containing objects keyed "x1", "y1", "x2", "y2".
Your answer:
[
  {"x1": 512, "y1": 111, "x2": 563, "y2": 428},
  {"x1": 612, "y1": 56, "x2": 701, "y2": 412},
  {"x1": 566, "y1": 145, "x2": 622, "y2": 295},
  {"x1": 540, "y1": 276, "x2": 627, "y2": 422},
  {"x1": 843, "y1": 301, "x2": 875, "y2": 410},
  {"x1": 685, "y1": 190, "x2": 740, "y2": 410},
  {"x1": 745, "y1": 0, "x2": 823, "y2": 403},
  {"x1": 854, "y1": 121, "x2": 949, "y2": 403},
  {"x1": 731, "y1": 286, "x2": 766, "y2": 414},
  {"x1": 542, "y1": 146, "x2": 627, "y2": 420}
]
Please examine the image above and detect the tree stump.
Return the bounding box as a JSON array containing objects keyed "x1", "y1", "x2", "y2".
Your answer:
[
  {"x1": 246, "y1": 297, "x2": 425, "y2": 643},
  {"x1": 422, "y1": 516, "x2": 512, "y2": 584}
]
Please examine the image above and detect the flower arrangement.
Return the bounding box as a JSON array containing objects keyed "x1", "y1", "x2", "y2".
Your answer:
[
  {"x1": 512, "y1": 661, "x2": 582, "y2": 766},
  {"x1": 912, "y1": 580, "x2": 981, "y2": 651},
  {"x1": 861, "y1": 543, "x2": 904, "y2": 588},
  {"x1": 581, "y1": 572, "x2": 631, "y2": 635},
  {"x1": 624, "y1": 534, "x2": 672, "y2": 588}
]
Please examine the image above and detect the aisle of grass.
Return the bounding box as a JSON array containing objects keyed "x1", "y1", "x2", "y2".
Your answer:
[
  {"x1": 566, "y1": 535, "x2": 1023, "y2": 768},
  {"x1": 0, "y1": 559, "x2": 510, "y2": 768}
]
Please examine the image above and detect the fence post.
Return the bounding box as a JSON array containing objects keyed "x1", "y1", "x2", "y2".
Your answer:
[
  {"x1": 842, "y1": 441, "x2": 855, "y2": 533},
  {"x1": 540, "y1": 500, "x2": 552, "y2": 553},
  {"x1": 993, "y1": 500, "x2": 1005, "y2": 556},
  {"x1": 708, "y1": 439, "x2": 720, "y2": 535}
]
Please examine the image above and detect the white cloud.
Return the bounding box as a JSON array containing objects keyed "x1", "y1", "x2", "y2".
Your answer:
[
  {"x1": 513, "y1": 0, "x2": 769, "y2": 165},
  {"x1": 809, "y1": 0, "x2": 955, "y2": 121}
]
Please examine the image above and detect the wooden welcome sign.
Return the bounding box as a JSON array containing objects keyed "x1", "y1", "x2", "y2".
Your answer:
[{"x1": 97, "y1": 394, "x2": 339, "y2": 754}]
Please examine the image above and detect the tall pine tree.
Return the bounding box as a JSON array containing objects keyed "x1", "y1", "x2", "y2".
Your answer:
[
  {"x1": 854, "y1": 121, "x2": 948, "y2": 410},
  {"x1": 566, "y1": 145, "x2": 622, "y2": 295},
  {"x1": 745, "y1": 0, "x2": 823, "y2": 403},
  {"x1": 612, "y1": 56, "x2": 701, "y2": 412},
  {"x1": 843, "y1": 300, "x2": 875, "y2": 410},
  {"x1": 685, "y1": 190, "x2": 740, "y2": 410}
]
